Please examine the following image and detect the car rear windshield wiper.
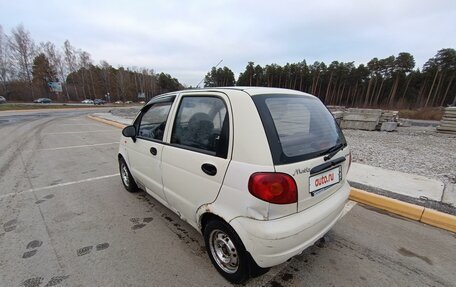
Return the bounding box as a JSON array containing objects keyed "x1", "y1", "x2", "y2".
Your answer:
[{"x1": 320, "y1": 143, "x2": 346, "y2": 161}]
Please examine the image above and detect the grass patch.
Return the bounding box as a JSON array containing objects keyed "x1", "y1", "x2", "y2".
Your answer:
[{"x1": 399, "y1": 108, "x2": 444, "y2": 121}]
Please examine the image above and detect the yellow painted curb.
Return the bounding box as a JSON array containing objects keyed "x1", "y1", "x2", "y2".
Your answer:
[
  {"x1": 349, "y1": 188, "x2": 424, "y2": 221},
  {"x1": 421, "y1": 208, "x2": 456, "y2": 233},
  {"x1": 350, "y1": 188, "x2": 456, "y2": 233},
  {"x1": 87, "y1": 115, "x2": 127, "y2": 129}
]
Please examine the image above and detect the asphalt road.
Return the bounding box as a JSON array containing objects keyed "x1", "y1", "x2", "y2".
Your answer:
[{"x1": 0, "y1": 110, "x2": 455, "y2": 287}]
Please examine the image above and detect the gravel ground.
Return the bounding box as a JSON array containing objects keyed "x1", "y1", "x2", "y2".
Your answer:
[
  {"x1": 344, "y1": 126, "x2": 456, "y2": 186},
  {"x1": 111, "y1": 107, "x2": 141, "y2": 119},
  {"x1": 111, "y1": 107, "x2": 455, "y2": 185}
]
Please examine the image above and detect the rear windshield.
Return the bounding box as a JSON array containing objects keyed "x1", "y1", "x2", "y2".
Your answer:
[{"x1": 253, "y1": 95, "x2": 346, "y2": 164}]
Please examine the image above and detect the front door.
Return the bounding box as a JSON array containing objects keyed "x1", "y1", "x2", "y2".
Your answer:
[
  {"x1": 161, "y1": 93, "x2": 232, "y2": 225},
  {"x1": 127, "y1": 97, "x2": 175, "y2": 203}
]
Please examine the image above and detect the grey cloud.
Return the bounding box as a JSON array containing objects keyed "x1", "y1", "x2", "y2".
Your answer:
[{"x1": 1, "y1": 0, "x2": 455, "y2": 85}]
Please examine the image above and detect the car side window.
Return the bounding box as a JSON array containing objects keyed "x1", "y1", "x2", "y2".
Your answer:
[
  {"x1": 171, "y1": 96, "x2": 229, "y2": 158},
  {"x1": 137, "y1": 102, "x2": 172, "y2": 141}
]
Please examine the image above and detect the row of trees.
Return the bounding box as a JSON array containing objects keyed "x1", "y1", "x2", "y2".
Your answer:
[
  {"x1": 205, "y1": 49, "x2": 455, "y2": 108},
  {"x1": 0, "y1": 24, "x2": 183, "y2": 102},
  {"x1": 2, "y1": 23, "x2": 454, "y2": 108},
  {"x1": 203, "y1": 66, "x2": 235, "y2": 87}
]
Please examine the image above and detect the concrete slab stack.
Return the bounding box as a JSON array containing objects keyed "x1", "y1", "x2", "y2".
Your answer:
[
  {"x1": 332, "y1": 111, "x2": 344, "y2": 125},
  {"x1": 437, "y1": 107, "x2": 456, "y2": 134},
  {"x1": 326, "y1": 105, "x2": 346, "y2": 113},
  {"x1": 377, "y1": 110, "x2": 399, "y2": 131},
  {"x1": 340, "y1": 108, "x2": 382, "y2": 131},
  {"x1": 327, "y1": 107, "x2": 398, "y2": 131},
  {"x1": 380, "y1": 122, "x2": 398, "y2": 131},
  {"x1": 379, "y1": 110, "x2": 399, "y2": 122}
]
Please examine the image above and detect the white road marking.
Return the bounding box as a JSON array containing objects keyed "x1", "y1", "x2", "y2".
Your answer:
[
  {"x1": 56, "y1": 124, "x2": 101, "y2": 126},
  {"x1": 341, "y1": 200, "x2": 357, "y2": 218},
  {"x1": 0, "y1": 174, "x2": 120, "y2": 200},
  {"x1": 43, "y1": 130, "x2": 118, "y2": 135},
  {"x1": 25, "y1": 142, "x2": 119, "y2": 152}
]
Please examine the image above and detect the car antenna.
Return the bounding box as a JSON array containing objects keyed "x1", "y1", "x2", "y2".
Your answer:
[{"x1": 196, "y1": 59, "x2": 223, "y2": 88}]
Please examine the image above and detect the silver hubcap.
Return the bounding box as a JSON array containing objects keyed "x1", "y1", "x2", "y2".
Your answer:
[
  {"x1": 209, "y1": 229, "x2": 239, "y2": 273},
  {"x1": 121, "y1": 163, "x2": 130, "y2": 187}
]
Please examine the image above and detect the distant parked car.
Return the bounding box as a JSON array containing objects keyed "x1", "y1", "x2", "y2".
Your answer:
[
  {"x1": 81, "y1": 99, "x2": 94, "y2": 104},
  {"x1": 34, "y1": 98, "x2": 52, "y2": 103},
  {"x1": 139, "y1": 101, "x2": 146, "y2": 104},
  {"x1": 94, "y1": 99, "x2": 106, "y2": 105},
  {"x1": 125, "y1": 101, "x2": 133, "y2": 104},
  {"x1": 0, "y1": 96, "x2": 6, "y2": 104},
  {"x1": 114, "y1": 100, "x2": 123, "y2": 104}
]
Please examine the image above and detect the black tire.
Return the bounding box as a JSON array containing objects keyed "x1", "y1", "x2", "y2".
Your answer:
[
  {"x1": 119, "y1": 157, "x2": 138, "y2": 193},
  {"x1": 249, "y1": 256, "x2": 270, "y2": 278},
  {"x1": 204, "y1": 220, "x2": 251, "y2": 284}
]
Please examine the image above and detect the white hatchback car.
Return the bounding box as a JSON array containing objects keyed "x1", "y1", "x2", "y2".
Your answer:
[
  {"x1": 118, "y1": 87, "x2": 351, "y2": 283},
  {"x1": 81, "y1": 99, "x2": 94, "y2": 104}
]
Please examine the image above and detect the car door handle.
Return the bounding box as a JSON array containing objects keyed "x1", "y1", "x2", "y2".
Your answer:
[
  {"x1": 201, "y1": 163, "x2": 217, "y2": 176},
  {"x1": 150, "y1": 147, "x2": 157, "y2": 156}
]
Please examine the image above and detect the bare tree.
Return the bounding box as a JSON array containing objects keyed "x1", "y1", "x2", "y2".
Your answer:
[
  {"x1": 148, "y1": 68, "x2": 156, "y2": 99},
  {"x1": 63, "y1": 40, "x2": 80, "y2": 100},
  {"x1": 79, "y1": 50, "x2": 95, "y2": 99},
  {"x1": 8, "y1": 24, "x2": 36, "y2": 100},
  {"x1": 0, "y1": 25, "x2": 13, "y2": 97},
  {"x1": 41, "y1": 41, "x2": 68, "y2": 100},
  {"x1": 99, "y1": 60, "x2": 111, "y2": 95},
  {"x1": 41, "y1": 42, "x2": 65, "y2": 81},
  {"x1": 129, "y1": 66, "x2": 148, "y2": 100},
  {"x1": 139, "y1": 68, "x2": 148, "y2": 95},
  {"x1": 116, "y1": 67, "x2": 129, "y2": 101}
]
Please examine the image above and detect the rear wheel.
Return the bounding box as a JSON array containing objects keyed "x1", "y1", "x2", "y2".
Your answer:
[
  {"x1": 204, "y1": 220, "x2": 256, "y2": 284},
  {"x1": 119, "y1": 157, "x2": 138, "y2": 193}
]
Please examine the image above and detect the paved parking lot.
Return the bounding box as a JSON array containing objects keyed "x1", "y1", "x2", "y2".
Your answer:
[{"x1": 0, "y1": 110, "x2": 455, "y2": 287}]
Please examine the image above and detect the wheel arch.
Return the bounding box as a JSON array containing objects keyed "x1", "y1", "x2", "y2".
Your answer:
[
  {"x1": 201, "y1": 211, "x2": 267, "y2": 281},
  {"x1": 118, "y1": 148, "x2": 130, "y2": 167},
  {"x1": 199, "y1": 212, "x2": 227, "y2": 233}
]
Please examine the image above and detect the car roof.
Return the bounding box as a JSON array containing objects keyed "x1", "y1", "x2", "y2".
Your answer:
[
  {"x1": 187, "y1": 86, "x2": 312, "y2": 96},
  {"x1": 164, "y1": 87, "x2": 314, "y2": 97},
  {"x1": 147, "y1": 87, "x2": 316, "y2": 105}
]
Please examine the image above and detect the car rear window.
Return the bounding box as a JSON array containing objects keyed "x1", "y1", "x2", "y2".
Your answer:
[{"x1": 253, "y1": 95, "x2": 346, "y2": 164}]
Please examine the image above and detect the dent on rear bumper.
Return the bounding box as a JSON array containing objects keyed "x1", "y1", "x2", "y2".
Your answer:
[{"x1": 230, "y1": 181, "x2": 350, "y2": 268}]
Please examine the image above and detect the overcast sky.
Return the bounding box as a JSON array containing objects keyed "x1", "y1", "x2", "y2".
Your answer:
[{"x1": 1, "y1": 0, "x2": 455, "y2": 86}]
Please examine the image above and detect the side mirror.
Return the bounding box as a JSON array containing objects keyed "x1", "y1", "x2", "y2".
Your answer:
[{"x1": 122, "y1": 125, "x2": 137, "y2": 142}]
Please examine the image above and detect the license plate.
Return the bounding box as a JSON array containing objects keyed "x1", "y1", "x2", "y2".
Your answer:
[{"x1": 309, "y1": 166, "x2": 341, "y2": 195}]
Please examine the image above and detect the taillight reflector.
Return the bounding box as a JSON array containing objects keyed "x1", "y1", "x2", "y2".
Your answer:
[{"x1": 248, "y1": 173, "x2": 298, "y2": 204}]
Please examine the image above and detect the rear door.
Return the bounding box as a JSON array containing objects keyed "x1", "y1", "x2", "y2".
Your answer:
[
  {"x1": 126, "y1": 96, "x2": 175, "y2": 203},
  {"x1": 161, "y1": 92, "x2": 232, "y2": 225},
  {"x1": 253, "y1": 94, "x2": 350, "y2": 212}
]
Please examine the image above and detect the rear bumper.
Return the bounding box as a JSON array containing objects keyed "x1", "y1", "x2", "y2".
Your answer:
[{"x1": 230, "y1": 181, "x2": 350, "y2": 268}]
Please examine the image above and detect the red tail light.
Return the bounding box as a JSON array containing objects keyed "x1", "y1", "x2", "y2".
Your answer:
[{"x1": 248, "y1": 173, "x2": 298, "y2": 204}]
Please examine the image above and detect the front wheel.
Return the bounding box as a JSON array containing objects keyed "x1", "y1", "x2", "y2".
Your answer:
[
  {"x1": 119, "y1": 157, "x2": 138, "y2": 193},
  {"x1": 204, "y1": 220, "x2": 251, "y2": 284}
]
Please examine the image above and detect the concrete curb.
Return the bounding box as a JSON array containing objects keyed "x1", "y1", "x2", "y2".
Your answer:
[
  {"x1": 87, "y1": 115, "x2": 127, "y2": 129},
  {"x1": 350, "y1": 188, "x2": 456, "y2": 233},
  {"x1": 88, "y1": 114, "x2": 456, "y2": 234},
  {"x1": 0, "y1": 107, "x2": 114, "y2": 113}
]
